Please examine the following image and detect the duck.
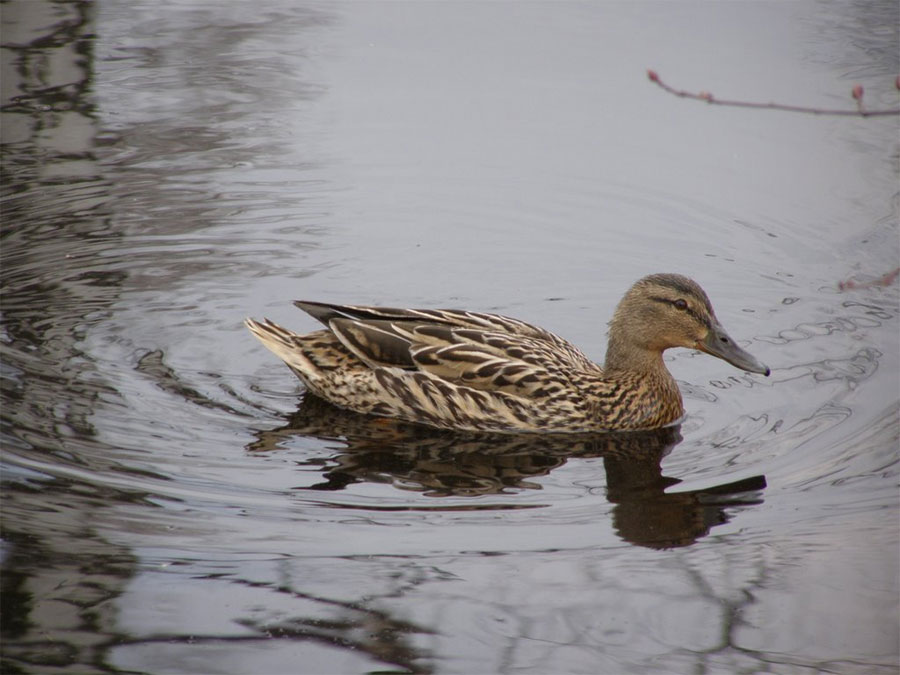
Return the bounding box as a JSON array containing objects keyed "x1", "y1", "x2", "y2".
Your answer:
[{"x1": 245, "y1": 273, "x2": 770, "y2": 433}]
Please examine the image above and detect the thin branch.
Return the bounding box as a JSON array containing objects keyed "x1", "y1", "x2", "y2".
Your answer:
[
  {"x1": 837, "y1": 268, "x2": 900, "y2": 291},
  {"x1": 647, "y1": 70, "x2": 900, "y2": 117}
]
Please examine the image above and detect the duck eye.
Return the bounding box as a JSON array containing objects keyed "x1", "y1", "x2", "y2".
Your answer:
[{"x1": 673, "y1": 299, "x2": 688, "y2": 310}]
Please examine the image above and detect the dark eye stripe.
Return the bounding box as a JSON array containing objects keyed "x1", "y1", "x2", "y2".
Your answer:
[{"x1": 649, "y1": 295, "x2": 709, "y2": 327}]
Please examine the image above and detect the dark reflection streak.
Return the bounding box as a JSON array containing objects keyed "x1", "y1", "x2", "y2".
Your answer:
[
  {"x1": 1, "y1": 1, "x2": 99, "y2": 184},
  {"x1": 248, "y1": 394, "x2": 767, "y2": 550},
  {"x1": 674, "y1": 557, "x2": 777, "y2": 671},
  {"x1": 0, "y1": 6, "x2": 143, "y2": 675},
  {"x1": 0, "y1": 481, "x2": 139, "y2": 674},
  {"x1": 1, "y1": 6, "x2": 94, "y2": 101},
  {"x1": 314, "y1": 501, "x2": 545, "y2": 512},
  {"x1": 234, "y1": 576, "x2": 435, "y2": 675},
  {"x1": 134, "y1": 349, "x2": 252, "y2": 417},
  {"x1": 106, "y1": 575, "x2": 436, "y2": 675},
  {"x1": 110, "y1": 632, "x2": 431, "y2": 675},
  {"x1": 1, "y1": 0, "x2": 117, "y2": 463}
]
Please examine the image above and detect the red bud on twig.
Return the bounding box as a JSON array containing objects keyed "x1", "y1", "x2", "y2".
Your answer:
[
  {"x1": 647, "y1": 69, "x2": 659, "y2": 83},
  {"x1": 851, "y1": 84, "x2": 866, "y2": 113},
  {"x1": 837, "y1": 267, "x2": 900, "y2": 291}
]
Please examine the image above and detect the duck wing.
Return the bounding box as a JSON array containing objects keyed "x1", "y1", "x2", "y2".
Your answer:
[
  {"x1": 294, "y1": 301, "x2": 596, "y2": 373},
  {"x1": 406, "y1": 325, "x2": 580, "y2": 398},
  {"x1": 311, "y1": 318, "x2": 598, "y2": 402}
]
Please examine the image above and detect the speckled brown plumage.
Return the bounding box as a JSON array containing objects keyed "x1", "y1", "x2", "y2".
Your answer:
[{"x1": 245, "y1": 273, "x2": 770, "y2": 432}]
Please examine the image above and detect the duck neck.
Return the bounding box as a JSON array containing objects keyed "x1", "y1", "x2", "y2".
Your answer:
[{"x1": 604, "y1": 335, "x2": 669, "y2": 376}]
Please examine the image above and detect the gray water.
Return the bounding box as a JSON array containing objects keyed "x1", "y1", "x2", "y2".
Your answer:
[{"x1": 2, "y1": 1, "x2": 898, "y2": 673}]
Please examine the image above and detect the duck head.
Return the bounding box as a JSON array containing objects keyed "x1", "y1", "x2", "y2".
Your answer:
[{"x1": 606, "y1": 273, "x2": 770, "y2": 376}]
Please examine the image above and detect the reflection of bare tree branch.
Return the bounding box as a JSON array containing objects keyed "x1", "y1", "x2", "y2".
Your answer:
[
  {"x1": 670, "y1": 548, "x2": 775, "y2": 672},
  {"x1": 135, "y1": 349, "x2": 248, "y2": 416},
  {"x1": 1, "y1": 478, "x2": 141, "y2": 674},
  {"x1": 248, "y1": 394, "x2": 767, "y2": 549},
  {"x1": 109, "y1": 576, "x2": 436, "y2": 674},
  {"x1": 648, "y1": 69, "x2": 900, "y2": 117}
]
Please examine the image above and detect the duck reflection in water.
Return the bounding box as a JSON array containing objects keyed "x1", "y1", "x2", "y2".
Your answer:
[{"x1": 248, "y1": 394, "x2": 765, "y2": 549}]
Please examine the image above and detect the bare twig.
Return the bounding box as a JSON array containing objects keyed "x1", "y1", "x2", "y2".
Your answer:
[
  {"x1": 647, "y1": 69, "x2": 900, "y2": 117},
  {"x1": 837, "y1": 268, "x2": 900, "y2": 291}
]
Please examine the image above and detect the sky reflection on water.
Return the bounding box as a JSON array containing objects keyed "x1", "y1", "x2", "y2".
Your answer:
[{"x1": 1, "y1": 1, "x2": 898, "y2": 673}]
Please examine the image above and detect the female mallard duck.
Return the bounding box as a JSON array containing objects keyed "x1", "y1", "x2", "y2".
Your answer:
[{"x1": 245, "y1": 273, "x2": 769, "y2": 433}]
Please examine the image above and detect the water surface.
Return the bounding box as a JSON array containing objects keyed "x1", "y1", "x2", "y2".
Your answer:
[{"x1": 2, "y1": 1, "x2": 898, "y2": 673}]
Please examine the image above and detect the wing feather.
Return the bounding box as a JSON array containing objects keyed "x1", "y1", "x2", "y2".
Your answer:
[
  {"x1": 294, "y1": 301, "x2": 593, "y2": 368},
  {"x1": 409, "y1": 338, "x2": 573, "y2": 398},
  {"x1": 292, "y1": 301, "x2": 600, "y2": 404},
  {"x1": 327, "y1": 318, "x2": 416, "y2": 369}
]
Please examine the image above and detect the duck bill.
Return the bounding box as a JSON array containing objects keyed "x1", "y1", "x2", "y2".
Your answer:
[{"x1": 699, "y1": 322, "x2": 770, "y2": 376}]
